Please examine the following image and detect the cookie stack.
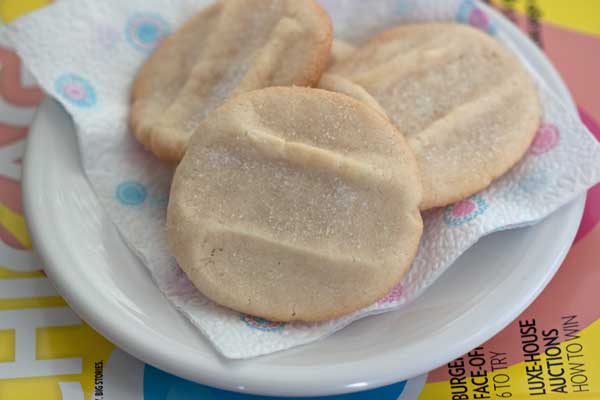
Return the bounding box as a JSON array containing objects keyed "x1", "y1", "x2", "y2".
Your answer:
[{"x1": 128, "y1": 0, "x2": 540, "y2": 322}]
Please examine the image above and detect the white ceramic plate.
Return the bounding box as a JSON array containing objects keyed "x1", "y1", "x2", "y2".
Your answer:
[{"x1": 23, "y1": 4, "x2": 584, "y2": 398}]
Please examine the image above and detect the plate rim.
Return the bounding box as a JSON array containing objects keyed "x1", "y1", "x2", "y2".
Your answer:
[{"x1": 22, "y1": 3, "x2": 585, "y2": 397}]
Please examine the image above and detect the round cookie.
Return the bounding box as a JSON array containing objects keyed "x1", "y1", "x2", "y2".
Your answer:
[
  {"x1": 167, "y1": 87, "x2": 423, "y2": 322},
  {"x1": 130, "y1": 0, "x2": 333, "y2": 161},
  {"x1": 318, "y1": 73, "x2": 387, "y2": 117},
  {"x1": 331, "y1": 23, "x2": 541, "y2": 210}
]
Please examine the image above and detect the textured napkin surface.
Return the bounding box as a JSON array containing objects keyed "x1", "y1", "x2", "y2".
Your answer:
[{"x1": 8, "y1": 0, "x2": 600, "y2": 358}]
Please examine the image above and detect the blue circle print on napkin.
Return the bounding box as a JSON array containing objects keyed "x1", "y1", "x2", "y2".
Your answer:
[
  {"x1": 456, "y1": 0, "x2": 497, "y2": 34},
  {"x1": 116, "y1": 181, "x2": 147, "y2": 206},
  {"x1": 126, "y1": 13, "x2": 170, "y2": 52},
  {"x1": 443, "y1": 195, "x2": 489, "y2": 227},
  {"x1": 54, "y1": 74, "x2": 97, "y2": 108},
  {"x1": 240, "y1": 314, "x2": 286, "y2": 332}
]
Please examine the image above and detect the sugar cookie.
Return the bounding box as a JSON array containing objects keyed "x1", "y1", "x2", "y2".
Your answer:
[
  {"x1": 131, "y1": 0, "x2": 333, "y2": 161},
  {"x1": 167, "y1": 87, "x2": 423, "y2": 321},
  {"x1": 331, "y1": 23, "x2": 541, "y2": 209}
]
